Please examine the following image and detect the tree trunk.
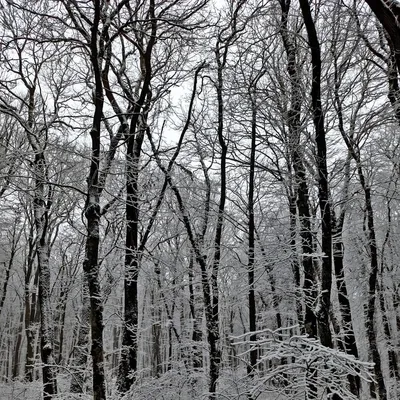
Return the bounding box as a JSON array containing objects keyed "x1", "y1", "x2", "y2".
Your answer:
[
  {"x1": 363, "y1": 184, "x2": 387, "y2": 399},
  {"x1": 288, "y1": 195, "x2": 303, "y2": 329},
  {"x1": 79, "y1": 1, "x2": 109, "y2": 398},
  {"x1": 188, "y1": 255, "x2": 203, "y2": 370},
  {"x1": 364, "y1": 0, "x2": 400, "y2": 72},
  {"x1": 298, "y1": 1, "x2": 337, "y2": 399},
  {"x1": 37, "y1": 243, "x2": 58, "y2": 400},
  {"x1": 24, "y1": 227, "x2": 38, "y2": 382},
  {"x1": 70, "y1": 281, "x2": 90, "y2": 393},
  {"x1": 83, "y1": 205, "x2": 106, "y2": 400},
  {"x1": 12, "y1": 309, "x2": 24, "y2": 379},
  {"x1": 351, "y1": 158, "x2": 386, "y2": 398},
  {"x1": 118, "y1": 134, "x2": 143, "y2": 392},
  {"x1": 247, "y1": 97, "x2": 257, "y2": 379},
  {"x1": 279, "y1": 0, "x2": 317, "y2": 339},
  {"x1": 118, "y1": 1, "x2": 157, "y2": 391},
  {"x1": 23, "y1": 79, "x2": 58, "y2": 399},
  {"x1": 378, "y1": 279, "x2": 399, "y2": 379},
  {"x1": 331, "y1": 165, "x2": 360, "y2": 395},
  {"x1": 298, "y1": 0, "x2": 334, "y2": 350}
]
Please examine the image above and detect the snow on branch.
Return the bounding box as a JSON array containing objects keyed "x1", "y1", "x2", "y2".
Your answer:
[{"x1": 232, "y1": 326, "x2": 373, "y2": 399}]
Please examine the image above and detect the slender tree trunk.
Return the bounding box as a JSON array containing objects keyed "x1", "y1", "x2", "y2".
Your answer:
[
  {"x1": 247, "y1": 98, "x2": 257, "y2": 379},
  {"x1": 148, "y1": 63, "x2": 216, "y2": 398},
  {"x1": 205, "y1": 46, "x2": 229, "y2": 398},
  {"x1": 151, "y1": 288, "x2": 162, "y2": 377},
  {"x1": 37, "y1": 242, "x2": 58, "y2": 400},
  {"x1": 56, "y1": 296, "x2": 67, "y2": 366},
  {"x1": 378, "y1": 279, "x2": 399, "y2": 379},
  {"x1": 331, "y1": 163, "x2": 360, "y2": 395},
  {"x1": 332, "y1": 219, "x2": 361, "y2": 395},
  {"x1": 24, "y1": 81, "x2": 58, "y2": 399},
  {"x1": 70, "y1": 281, "x2": 90, "y2": 393},
  {"x1": 24, "y1": 226, "x2": 37, "y2": 382},
  {"x1": 0, "y1": 252, "x2": 14, "y2": 319},
  {"x1": 188, "y1": 255, "x2": 203, "y2": 370},
  {"x1": 12, "y1": 309, "x2": 24, "y2": 379},
  {"x1": 380, "y1": 199, "x2": 400, "y2": 380},
  {"x1": 334, "y1": 71, "x2": 388, "y2": 400},
  {"x1": 363, "y1": 183, "x2": 387, "y2": 399},
  {"x1": 32, "y1": 155, "x2": 57, "y2": 399},
  {"x1": 288, "y1": 194, "x2": 303, "y2": 329}
]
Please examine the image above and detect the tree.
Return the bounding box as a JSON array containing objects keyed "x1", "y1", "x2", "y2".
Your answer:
[{"x1": 2, "y1": 1, "x2": 400, "y2": 399}]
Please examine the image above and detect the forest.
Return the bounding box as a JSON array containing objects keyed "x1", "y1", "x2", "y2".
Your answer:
[{"x1": 1, "y1": 0, "x2": 400, "y2": 399}]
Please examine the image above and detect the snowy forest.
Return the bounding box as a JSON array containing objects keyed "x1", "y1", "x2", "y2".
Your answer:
[{"x1": 2, "y1": 0, "x2": 400, "y2": 399}]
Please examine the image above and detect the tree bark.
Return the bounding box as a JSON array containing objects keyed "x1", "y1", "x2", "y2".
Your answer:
[
  {"x1": 12, "y1": 309, "x2": 24, "y2": 379},
  {"x1": 188, "y1": 254, "x2": 203, "y2": 370},
  {"x1": 364, "y1": 0, "x2": 400, "y2": 72},
  {"x1": 118, "y1": 1, "x2": 157, "y2": 391},
  {"x1": 70, "y1": 281, "x2": 90, "y2": 393},
  {"x1": 298, "y1": 0, "x2": 334, "y2": 350},
  {"x1": 24, "y1": 81, "x2": 58, "y2": 399},
  {"x1": 247, "y1": 98, "x2": 257, "y2": 379},
  {"x1": 298, "y1": 1, "x2": 338, "y2": 399},
  {"x1": 363, "y1": 183, "x2": 387, "y2": 400},
  {"x1": 81, "y1": 2, "x2": 107, "y2": 398},
  {"x1": 279, "y1": 0, "x2": 317, "y2": 339}
]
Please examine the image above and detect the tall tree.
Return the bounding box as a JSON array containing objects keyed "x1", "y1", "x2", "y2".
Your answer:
[{"x1": 279, "y1": 0, "x2": 317, "y2": 339}]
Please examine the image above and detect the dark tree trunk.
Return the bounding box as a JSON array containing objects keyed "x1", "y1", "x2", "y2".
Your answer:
[
  {"x1": 70, "y1": 281, "x2": 90, "y2": 393},
  {"x1": 298, "y1": 0, "x2": 334, "y2": 350},
  {"x1": 81, "y1": 2, "x2": 107, "y2": 398},
  {"x1": 37, "y1": 243, "x2": 58, "y2": 400},
  {"x1": 288, "y1": 195, "x2": 303, "y2": 329},
  {"x1": 363, "y1": 184, "x2": 387, "y2": 400},
  {"x1": 365, "y1": 0, "x2": 400, "y2": 72},
  {"x1": 298, "y1": 1, "x2": 338, "y2": 399},
  {"x1": 188, "y1": 255, "x2": 203, "y2": 370},
  {"x1": 0, "y1": 247, "x2": 14, "y2": 319},
  {"x1": 151, "y1": 288, "x2": 162, "y2": 377},
  {"x1": 12, "y1": 309, "x2": 24, "y2": 379},
  {"x1": 279, "y1": 0, "x2": 317, "y2": 339},
  {"x1": 118, "y1": 1, "x2": 157, "y2": 392},
  {"x1": 387, "y1": 45, "x2": 400, "y2": 123},
  {"x1": 83, "y1": 204, "x2": 106, "y2": 400},
  {"x1": 24, "y1": 221, "x2": 38, "y2": 382},
  {"x1": 247, "y1": 98, "x2": 257, "y2": 377},
  {"x1": 118, "y1": 147, "x2": 141, "y2": 391}
]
